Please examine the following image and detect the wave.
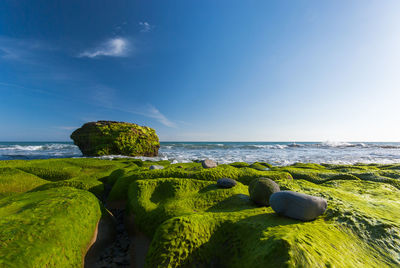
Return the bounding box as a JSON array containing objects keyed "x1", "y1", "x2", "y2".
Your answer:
[
  {"x1": 0, "y1": 143, "x2": 81, "y2": 160},
  {"x1": 160, "y1": 142, "x2": 400, "y2": 150},
  {"x1": 2, "y1": 141, "x2": 400, "y2": 164},
  {"x1": 0, "y1": 143, "x2": 78, "y2": 151}
]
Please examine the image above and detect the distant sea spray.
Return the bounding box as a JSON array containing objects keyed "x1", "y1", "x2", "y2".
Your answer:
[{"x1": 1, "y1": 141, "x2": 400, "y2": 165}]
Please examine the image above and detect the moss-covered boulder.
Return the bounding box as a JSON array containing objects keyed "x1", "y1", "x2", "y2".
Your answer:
[
  {"x1": 70, "y1": 121, "x2": 160, "y2": 156},
  {"x1": 0, "y1": 187, "x2": 102, "y2": 267},
  {"x1": 249, "y1": 177, "x2": 280, "y2": 206}
]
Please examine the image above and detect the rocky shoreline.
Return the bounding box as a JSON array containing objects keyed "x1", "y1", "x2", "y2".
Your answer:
[{"x1": 0, "y1": 158, "x2": 399, "y2": 267}]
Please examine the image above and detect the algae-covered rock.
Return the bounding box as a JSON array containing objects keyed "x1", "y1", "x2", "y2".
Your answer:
[
  {"x1": 0, "y1": 186, "x2": 102, "y2": 267},
  {"x1": 229, "y1": 162, "x2": 250, "y2": 168},
  {"x1": 249, "y1": 177, "x2": 280, "y2": 206},
  {"x1": 249, "y1": 162, "x2": 272, "y2": 171},
  {"x1": 217, "y1": 178, "x2": 237, "y2": 188},
  {"x1": 2, "y1": 159, "x2": 400, "y2": 267},
  {"x1": 70, "y1": 121, "x2": 160, "y2": 156},
  {"x1": 269, "y1": 190, "x2": 327, "y2": 221},
  {"x1": 128, "y1": 176, "x2": 400, "y2": 267}
]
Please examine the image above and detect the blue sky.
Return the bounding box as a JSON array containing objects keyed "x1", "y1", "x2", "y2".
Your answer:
[{"x1": 1, "y1": 1, "x2": 400, "y2": 141}]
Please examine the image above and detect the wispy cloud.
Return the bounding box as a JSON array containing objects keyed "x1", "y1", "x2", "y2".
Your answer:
[
  {"x1": 115, "y1": 104, "x2": 177, "y2": 128},
  {"x1": 0, "y1": 81, "x2": 52, "y2": 95},
  {"x1": 0, "y1": 36, "x2": 51, "y2": 63},
  {"x1": 139, "y1": 104, "x2": 176, "y2": 128},
  {"x1": 139, "y1": 22, "x2": 153, "y2": 33},
  {"x1": 86, "y1": 85, "x2": 176, "y2": 127},
  {"x1": 78, "y1": 38, "x2": 130, "y2": 58}
]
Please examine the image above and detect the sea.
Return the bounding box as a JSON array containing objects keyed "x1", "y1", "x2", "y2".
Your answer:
[{"x1": 1, "y1": 141, "x2": 400, "y2": 166}]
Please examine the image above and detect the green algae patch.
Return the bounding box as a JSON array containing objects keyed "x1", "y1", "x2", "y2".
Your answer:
[
  {"x1": 229, "y1": 162, "x2": 250, "y2": 168},
  {"x1": 0, "y1": 168, "x2": 48, "y2": 198},
  {"x1": 249, "y1": 162, "x2": 273, "y2": 170},
  {"x1": 127, "y1": 175, "x2": 400, "y2": 267},
  {"x1": 147, "y1": 212, "x2": 392, "y2": 267},
  {"x1": 1, "y1": 158, "x2": 400, "y2": 267},
  {"x1": 271, "y1": 163, "x2": 400, "y2": 189},
  {"x1": 0, "y1": 187, "x2": 102, "y2": 268},
  {"x1": 109, "y1": 164, "x2": 292, "y2": 204},
  {"x1": 70, "y1": 120, "x2": 160, "y2": 156},
  {"x1": 30, "y1": 177, "x2": 105, "y2": 198},
  {"x1": 127, "y1": 178, "x2": 251, "y2": 237},
  {"x1": 0, "y1": 158, "x2": 127, "y2": 199}
]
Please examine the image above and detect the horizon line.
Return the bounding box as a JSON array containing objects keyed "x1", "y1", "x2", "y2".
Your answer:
[{"x1": 1, "y1": 140, "x2": 400, "y2": 143}]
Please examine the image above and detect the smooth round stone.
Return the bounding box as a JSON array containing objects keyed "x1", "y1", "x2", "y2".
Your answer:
[
  {"x1": 249, "y1": 178, "x2": 280, "y2": 206},
  {"x1": 149, "y1": 165, "x2": 164, "y2": 170},
  {"x1": 217, "y1": 178, "x2": 237, "y2": 188},
  {"x1": 201, "y1": 159, "x2": 217, "y2": 168},
  {"x1": 269, "y1": 191, "x2": 327, "y2": 221}
]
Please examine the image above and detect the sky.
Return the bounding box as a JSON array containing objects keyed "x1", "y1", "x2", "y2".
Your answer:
[{"x1": 1, "y1": 1, "x2": 400, "y2": 142}]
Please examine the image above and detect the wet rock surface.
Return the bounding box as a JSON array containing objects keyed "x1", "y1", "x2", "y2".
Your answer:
[{"x1": 89, "y1": 209, "x2": 131, "y2": 268}]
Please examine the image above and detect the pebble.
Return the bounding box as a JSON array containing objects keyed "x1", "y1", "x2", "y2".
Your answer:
[
  {"x1": 149, "y1": 165, "x2": 164, "y2": 170},
  {"x1": 217, "y1": 178, "x2": 238, "y2": 188},
  {"x1": 201, "y1": 159, "x2": 217, "y2": 168}
]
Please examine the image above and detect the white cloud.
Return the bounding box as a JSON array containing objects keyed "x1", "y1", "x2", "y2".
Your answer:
[
  {"x1": 139, "y1": 22, "x2": 153, "y2": 33},
  {"x1": 79, "y1": 38, "x2": 129, "y2": 58}
]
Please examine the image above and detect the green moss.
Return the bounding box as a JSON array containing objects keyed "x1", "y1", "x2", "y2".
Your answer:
[
  {"x1": 127, "y1": 178, "x2": 251, "y2": 237},
  {"x1": 128, "y1": 176, "x2": 399, "y2": 267},
  {"x1": 70, "y1": 121, "x2": 160, "y2": 157},
  {"x1": 249, "y1": 162, "x2": 273, "y2": 170},
  {"x1": 0, "y1": 158, "x2": 127, "y2": 200},
  {"x1": 108, "y1": 164, "x2": 292, "y2": 204},
  {"x1": 31, "y1": 177, "x2": 104, "y2": 197},
  {"x1": 248, "y1": 178, "x2": 280, "y2": 206},
  {"x1": 0, "y1": 187, "x2": 102, "y2": 267},
  {"x1": 1, "y1": 158, "x2": 400, "y2": 267},
  {"x1": 0, "y1": 168, "x2": 48, "y2": 198},
  {"x1": 148, "y1": 214, "x2": 392, "y2": 267},
  {"x1": 229, "y1": 162, "x2": 250, "y2": 168}
]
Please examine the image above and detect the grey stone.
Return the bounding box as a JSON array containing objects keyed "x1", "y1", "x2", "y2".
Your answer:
[
  {"x1": 269, "y1": 191, "x2": 327, "y2": 221},
  {"x1": 149, "y1": 165, "x2": 164, "y2": 170},
  {"x1": 248, "y1": 178, "x2": 280, "y2": 206},
  {"x1": 201, "y1": 159, "x2": 217, "y2": 168},
  {"x1": 217, "y1": 178, "x2": 237, "y2": 188}
]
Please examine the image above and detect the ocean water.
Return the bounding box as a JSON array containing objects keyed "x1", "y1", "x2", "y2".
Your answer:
[{"x1": 2, "y1": 141, "x2": 400, "y2": 166}]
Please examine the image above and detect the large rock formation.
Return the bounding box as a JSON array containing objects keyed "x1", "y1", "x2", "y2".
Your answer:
[{"x1": 70, "y1": 121, "x2": 160, "y2": 156}]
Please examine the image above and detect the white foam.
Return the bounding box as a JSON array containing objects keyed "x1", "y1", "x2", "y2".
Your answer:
[
  {"x1": 321, "y1": 141, "x2": 353, "y2": 147},
  {"x1": 2, "y1": 142, "x2": 400, "y2": 165}
]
